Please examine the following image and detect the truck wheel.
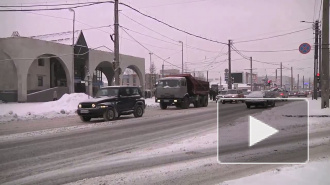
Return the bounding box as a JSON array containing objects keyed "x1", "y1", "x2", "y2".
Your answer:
[
  {"x1": 193, "y1": 101, "x2": 200, "y2": 108},
  {"x1": 134, "y1": 105, "x2": 144, "y2": 117},
  {"x1": 160, "y1": 102, "x2": 168, "y2": 109},
  {"x1": 203, "y1": 96, "x2": 208, "y2": 107},
  {"x1": 80, "y1": 116, "x2": 91, "y2": 122},
  {"x1": 103, "y1": 108, "x2": 116, "y2": 121},
  {"x1": 181, "y1": 97, "x2": 189, "y2": 109}
]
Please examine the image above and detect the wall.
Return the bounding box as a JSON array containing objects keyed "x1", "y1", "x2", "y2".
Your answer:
[
  {"x1": 0, "y1": 50, "x2": 17, "y2": 90},
  {"x1": 27, "y1": 58, "x2": 51, "y2": 91}
]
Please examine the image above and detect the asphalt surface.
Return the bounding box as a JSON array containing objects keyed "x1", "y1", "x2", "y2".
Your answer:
[{"x1": 0, "y1": 101, "x2": 328, "y2": 185}]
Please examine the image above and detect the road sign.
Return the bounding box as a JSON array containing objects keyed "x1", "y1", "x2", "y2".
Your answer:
[{"x1": 299, "y1": 43, "x2": 311, "y2": 54}]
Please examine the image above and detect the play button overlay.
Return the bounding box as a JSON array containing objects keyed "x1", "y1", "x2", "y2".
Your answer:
[
  {"x1": 249, "y1": 116, "x2": 278, "y2": 147},
  {"x1": 217, "y1": 98, "x2": 309, "y2": 164}
]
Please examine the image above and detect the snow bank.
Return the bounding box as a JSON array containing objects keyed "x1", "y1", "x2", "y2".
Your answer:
[
  {"x1": 308, "y1": 97, "x2": 330, "y2": 115},
  {"x1": 144, "y1": 98, "x2": 158, "y2": 108},
  {"x1": 222, "y1": 159, "x2": 330, "y2": 185},
  {"x1": 0, "y1": 93, "x2": 89, "y2": 122}
]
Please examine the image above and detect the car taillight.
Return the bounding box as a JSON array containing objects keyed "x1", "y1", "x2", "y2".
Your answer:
[{"x1": 280, "y1": 93, "x2": 284, "y2": 96}]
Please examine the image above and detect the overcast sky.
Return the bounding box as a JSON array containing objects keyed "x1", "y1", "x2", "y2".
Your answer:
[{"x1": 0, "y1": 0, "x2": 321, "y2": 81}]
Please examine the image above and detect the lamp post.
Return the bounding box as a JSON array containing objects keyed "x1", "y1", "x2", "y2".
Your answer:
[
  {"x1": 179, "y1": 41, "x2": 183, "y2": 73},
  {"x1": 69, "y1": 8, "x2": 75, "y2": 93}
]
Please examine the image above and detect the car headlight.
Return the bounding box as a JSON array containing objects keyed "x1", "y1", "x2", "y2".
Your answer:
[
  {"x1": 78, "y1": 104, "x2": 82, "y2": 108},
  {"x1": 174, "y1": 100, "x2": 177, "y2": 102},
  {"x1": 232, "y1": 95, "x2": 236, "y2": 98},
  {"x1": 92, "y1": 104, "x2": 96, "y2": 108},
  {"x1": 157, "y1": 100, "x2": 160, "y2": 103},
  {"x1": 100, "y1": 105, "x2": 107, "y2": 108}
]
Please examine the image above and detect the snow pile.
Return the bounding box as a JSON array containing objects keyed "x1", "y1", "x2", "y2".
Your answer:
[
  {"x1": 222, "y1": 159, "x2": 330, "y2": 185},
  {"x1": 0, "y1": 93, "x2": 89, "y2": 122},
  {"x1": 308, "y1": 97, "x2": 330, "y2": 115},
  {"x1": 144, "y1": 98, "x2": 159, "y2": 108}
]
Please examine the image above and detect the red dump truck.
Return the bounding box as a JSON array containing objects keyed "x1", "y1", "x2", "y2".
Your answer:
[{"x1": 155, "y1": 74, "x2": 210, "y2": 109}]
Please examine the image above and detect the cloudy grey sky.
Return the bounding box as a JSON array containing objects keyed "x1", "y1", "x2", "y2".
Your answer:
[{"x1": 1, "y1": 0, "x2": 320, "y2": 80}]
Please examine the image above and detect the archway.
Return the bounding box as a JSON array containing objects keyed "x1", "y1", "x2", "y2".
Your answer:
[
  {"x1": 0, "y1": 50, "x2": 18, "y2": 102},
  {"x1": 27, "y1": 54, "x2": 70, "y2": 101},
  {"x1": 90, "y1": 61, "x2": 114, "y2": 96}
]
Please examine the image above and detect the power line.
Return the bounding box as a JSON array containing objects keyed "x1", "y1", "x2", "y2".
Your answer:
[
  {"x1": 0, "y1": 2, "x2": 111, "y2": 11},
  {"x1": 0, "y1": 1, "x2": 112, "y2": 7},
  {"x1": 120, "y1": 12, "x2": 225, "y2": 53},
  {"x1": 120, "y1": 27, "x2": 181, "y2": 69},
  {"x1": 234, "y1": 27, "x2": 312, "y2": 44},
  {"x1": 118, "y1": 2, "x2": 228, "y2": 45},
  {"x1": 137, "y1": 0, "x2": 212, "y2": 9}
]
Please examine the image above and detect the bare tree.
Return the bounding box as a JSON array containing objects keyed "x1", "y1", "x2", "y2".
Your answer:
[
  {"x1": 150, "y1": 62, "x2": 157, "y2": 74},
  {"x1": 196, "y1": 71, "x2": 206, "y2": 81}
]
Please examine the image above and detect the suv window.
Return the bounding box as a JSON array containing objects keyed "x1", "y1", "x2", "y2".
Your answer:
[
  {"x1": 120, "y1": 87, "x2": 131, "y2": 96},
  {"x1": 131, "y1": 87, "x2": 141, "y2": 96}
]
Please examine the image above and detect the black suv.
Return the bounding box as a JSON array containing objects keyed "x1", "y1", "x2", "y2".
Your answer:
[{"x1": 77, "y1": 86, "x2": 145, "y2": 122}]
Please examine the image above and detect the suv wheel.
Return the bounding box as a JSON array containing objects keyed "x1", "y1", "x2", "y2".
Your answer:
[
  {"x1": 134, "y1": 105, "x2": 144, "y2": 117},
  {"x1": 80, "y1": 116, "x2": 91, "y2": 122},
  {"x1": 103, "y1": 108, "x2": 116, "y2": 121},
  {"x1": 160, "y1": 102, "x2": 168, "y2": 109}
]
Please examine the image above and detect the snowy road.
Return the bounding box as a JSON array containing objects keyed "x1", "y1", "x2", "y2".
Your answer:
[{"x1": 0, "y1": 101, "x2": 329, "y2": 185}]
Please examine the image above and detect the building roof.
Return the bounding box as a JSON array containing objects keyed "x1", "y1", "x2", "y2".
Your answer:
[{"x1": 30, "y1": 30, "x2": 81, "y2": 46}]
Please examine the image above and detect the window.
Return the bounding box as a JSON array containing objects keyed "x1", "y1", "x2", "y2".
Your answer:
[
  {"x1": 131, "y1": 88, "x2": 141, "y2": 96},
  {"x1": 38, "y1": 59, "x2": 44, "y2": 66},
  {"x1": 126, "y1": 78, "x2": 129, "y2": 84},
  {"x1": 38, "y1": 76, "x2": 43, "y2": 86}
]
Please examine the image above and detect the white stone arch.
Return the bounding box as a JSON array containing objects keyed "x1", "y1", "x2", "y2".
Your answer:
[
  {"x1": 0, "y1": 50, "x2": 18, "y2": 101},
  {"x1": 26, "y1": 53, "x2": 71, "y2": 92},
  {"x1": 120, "y1": 64, "x2": 144, "y2": 90},
  {"x1": 88, "y1": 60, "x2": 115, "y2": 96}
]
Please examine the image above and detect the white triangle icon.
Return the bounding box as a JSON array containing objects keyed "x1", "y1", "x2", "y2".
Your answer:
[{"x1": 249, "y1": 116, "x2": 279, "y2": 147}]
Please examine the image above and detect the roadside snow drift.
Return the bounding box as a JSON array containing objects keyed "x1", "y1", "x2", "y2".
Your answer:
[{"x1": 0, "y1": 93, "x2": 89, "y2": 122}]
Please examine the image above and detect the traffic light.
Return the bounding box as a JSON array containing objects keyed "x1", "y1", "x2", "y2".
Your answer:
[
  {"x1": 316, "y1": 73, "x2": 320, "y2": 82},
  {"x1": 267, "y1": 80, "x2": 271, "y2": 86}
]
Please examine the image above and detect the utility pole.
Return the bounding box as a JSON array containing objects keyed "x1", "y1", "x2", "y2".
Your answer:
[
  {"x1": 69, "y1": 8, "x2": 75, "y2": 93},
  {"x1": 179, "y1": 41, "x2": 184, "y2": 73},
  {"x1": 297, "y1": 74, "x2": 299, "y2": 91},
  {"x1": 275, "y1": 69, "x2": 277, "y2": 85},
  {"x1": 319, "y1": 30, "x2": 322, "y2": 90},
  {"x1": 280, "y1": 62, "x2": 283, "y2": 88},
  {"x1": 228, "y1": 40, "x2": 232, "y2": 89},
  {"x1": 162, "y1": 63, "x2": 164, "y2": 78},
  {"x1": 206, "y1": 71, "x2": 208, "y2": 82},
  {"x1": 313, "y1": 20, "x2": 319, "y2": 100},
  {"x1": 149, "y1": 52, "x2": 153, "y2": 89},
  {"x1": 303, "y1": 76, "x2": 305, "y2": 90},
  {"x1": 291, "y1": 67, "x2": 293, "y2": 91},
  {"x1": 114, "y1": 0, "x2": 120, "y2": 86},
  {"x1": 321, "y1": 0, "x2": 329, "y2": 108},
  {"x1": 250, "y1": 57, "x2": 253, "y2": 91}
]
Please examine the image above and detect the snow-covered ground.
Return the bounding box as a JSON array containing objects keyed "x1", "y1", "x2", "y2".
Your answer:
[
  {"x1": 222, "y1": 159, "x2": 330, "y2": 185},
  {"x1": 0, "y1": 93, "x2": 89, "y2": 122}
]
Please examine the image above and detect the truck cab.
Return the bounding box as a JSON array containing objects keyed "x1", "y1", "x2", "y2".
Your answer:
[{"x1": 155, "y1": 74, "x2": 209, "y2": 109}]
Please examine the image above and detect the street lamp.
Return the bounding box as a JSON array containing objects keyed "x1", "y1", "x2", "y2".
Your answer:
[
  {"x1": 69, "y1": 8, "x2": 75, "y2": 94},
  {"x1": 178, "y1": 41, "x2": 183, "y2": 74}
]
